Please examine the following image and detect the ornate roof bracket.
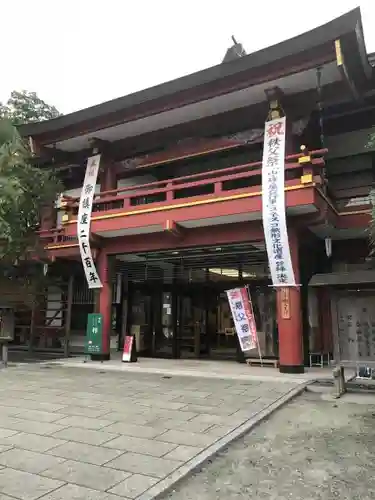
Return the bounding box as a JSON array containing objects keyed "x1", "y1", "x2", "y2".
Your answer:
[{"x1": 264, "y1": 87, "x2": 285, "y2": 121}]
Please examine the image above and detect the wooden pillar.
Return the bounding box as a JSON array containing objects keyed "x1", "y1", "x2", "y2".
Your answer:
[
  {"x1": 28, "y1": 300, "x2": 36, "y2": 353},
  {"x1": 64, "y1": 275, "x2": 74, "y2": 358},
  {"x1": 97, "y1": 250, "x2": 112, "y2": 360},
  {"x1": 319, "y1": 288, "x2": 333, "y2": 354},
  {"x1": 100, "y1": 159, "x2": 117, "y2": 192},
  {"x1": 277, "y1": 229, "x2": 304, "y2": 373}
]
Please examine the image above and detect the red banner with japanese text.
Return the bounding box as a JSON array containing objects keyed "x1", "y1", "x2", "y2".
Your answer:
[{"x1": 226, "y1": 287, "x2": 258, "y2": 352}]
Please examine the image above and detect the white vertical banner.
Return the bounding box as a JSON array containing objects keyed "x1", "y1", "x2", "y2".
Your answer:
[
  {"x1": 261, "y1": 117, "x2": 295, "y2": 286},
  {"x1": 226, "y1": 287, "x2": 257, "y2": 352},
  {"x1": 77, "y1": 155, "x2": 103, "y2": 289}
]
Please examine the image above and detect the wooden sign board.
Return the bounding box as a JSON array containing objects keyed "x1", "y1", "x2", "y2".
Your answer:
[
  {"x1": 279, "y1": 287, "x2": 291, "y2": 320},
  {"x1": 85, "y1": 313, "x2": 103, "y2": 354},
  {"x1": 122, "y1": 335, "x2": 138, "y2": 363}
]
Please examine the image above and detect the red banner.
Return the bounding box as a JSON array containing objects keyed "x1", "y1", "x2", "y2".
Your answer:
[
  {"x1": 122, "y1": 335, "x2": 134, "y2": 362},
  {"x1": 226, "y1": 287, "x2": 258, "y2": 352}
]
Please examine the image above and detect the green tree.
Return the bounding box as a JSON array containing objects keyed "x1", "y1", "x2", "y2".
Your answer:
[
  {"x1": 0, "y1": 119, "x2": 61, "y2": 262},
  {"x1": 0, "y1": 90, "x2": 61, "y2": 126}
]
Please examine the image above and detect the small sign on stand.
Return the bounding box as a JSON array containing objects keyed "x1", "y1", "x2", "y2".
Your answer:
[{"x1": 122, "y1": 335, "x2": 138, "y2": 363}]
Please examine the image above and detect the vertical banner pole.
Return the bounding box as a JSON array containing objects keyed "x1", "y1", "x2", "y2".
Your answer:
[{"x1": 246, "y1": 285, "x2": 263, "y2": 366}]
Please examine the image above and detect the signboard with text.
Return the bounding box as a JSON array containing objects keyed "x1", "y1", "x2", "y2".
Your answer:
[
  {"x1": 85, "y1": 313, "x2": 103, "y2": 354},
  {"x1": 77, "y1": 155, "x2": 103, "y2": 289},
  {"x1": 261, "y1": 117, "x2": 295, "y2": 286},
  {"x1": 122, "y1": 335, "x2": 137, "y2": 362},
  {"x1": 279, "y1": 287, "x2": 291, "y2": 319},
  {"x1": 226, "y1": 287, "x2": 257, "y2": 352}
]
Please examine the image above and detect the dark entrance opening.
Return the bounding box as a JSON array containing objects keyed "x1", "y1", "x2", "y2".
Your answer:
[{"x1": 116, "y1": 242, "x2": 277, "y2": 361}]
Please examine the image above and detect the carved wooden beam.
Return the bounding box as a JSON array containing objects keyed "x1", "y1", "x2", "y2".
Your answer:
[{"x1": 164, "y1": 220, "x2": 184, "y2": 238}]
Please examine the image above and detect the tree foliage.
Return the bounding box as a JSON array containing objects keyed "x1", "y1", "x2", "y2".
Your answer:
[
  {"x1": 0, "y1": 90, "x2": 61, "y2": 126},
  {"x1": 0, "y1": 90, "x2": 62, "y2": 262},
  {"x1": 0, "y1": 119, "x2": 61, "y2": 262}
]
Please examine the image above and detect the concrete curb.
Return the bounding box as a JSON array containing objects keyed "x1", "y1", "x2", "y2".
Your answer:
[
  {"x1": 135, "y1": 382, "x2": 308, "y2": 500},
  {"x1": 41, "y1": 360, "x2": 307, "y2": 385}
]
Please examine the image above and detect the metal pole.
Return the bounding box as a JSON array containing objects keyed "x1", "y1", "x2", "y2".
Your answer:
[{"x1": 246, "y1": 285, "x2": 263, "y2": 365}]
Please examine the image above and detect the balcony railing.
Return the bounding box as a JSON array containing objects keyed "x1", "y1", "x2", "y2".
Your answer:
[
  {"x1": 38, "y1": 228, "x2": 77, "y2": 245},
  {"x1": 66, "y1": 149, "x2": 326, "y2": 214},
  {"x1": 39, "y1": 148, "x2": 326, "y2": 245}
]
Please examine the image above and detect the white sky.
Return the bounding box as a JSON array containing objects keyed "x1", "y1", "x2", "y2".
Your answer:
[{"x1": 1, "y1": 0, "x2": 374, "y2": 114}]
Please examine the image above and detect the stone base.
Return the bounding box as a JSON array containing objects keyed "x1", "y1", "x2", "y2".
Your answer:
[
  {"x1": 279, "y1": 364, "x2": 304, "y2": 374},
  {"x1": 90, "y1": 353, "x2": 110, "y2": 362}
]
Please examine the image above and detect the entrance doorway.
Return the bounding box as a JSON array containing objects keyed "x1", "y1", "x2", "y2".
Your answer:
[
  {"x1": 125, "y1": 284, "x2": 175, "y2": 358},
  {"x1": 117, "y1": 243, "x2": 277, "y2": 361},
  {"x1": 176, "y1": 284, "x2": 207, "y2": 358}
]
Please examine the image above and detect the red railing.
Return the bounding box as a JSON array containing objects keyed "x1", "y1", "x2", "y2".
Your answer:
[
  {"x1": 64, "y1": 149, "x2": 326, "y2": 214},
  {"x1": 39, "y1": 148, "x2": 326, "y2": 244},
  {"x1": 38, "y1": 227, "x2": 75, "y2": 244}
]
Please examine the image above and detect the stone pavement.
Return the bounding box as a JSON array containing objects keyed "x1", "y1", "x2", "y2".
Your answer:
[{"x1": 0, "y1": 364, "x2": 303, "y2": 500}]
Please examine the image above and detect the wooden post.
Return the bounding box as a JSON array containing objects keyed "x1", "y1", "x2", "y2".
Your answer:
[
  {"x1": 277, "y1": 230, "x2": 304, "y2": 373},
  {"x1": 332, "y1": 365, "x2": 346, "y2": 398},
  {"x1": 28, "y1": 300, "x2": 36, "y2": 353},
  {"x1": 64, "y1": 275, "x2": 74, "y2": 358},
  {"x1": 194, "y1": 324, "x2": 200, "y2": 358},
  {"x1": 2, "y1": 343, "x2": 8, "y2": 367},
  {"x1": 96, "y1": 251, "x2": 112, "y2": 360}
]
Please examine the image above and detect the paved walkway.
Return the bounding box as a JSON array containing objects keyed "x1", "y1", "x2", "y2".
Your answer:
[{"x1": 0, "y1": 364, "x2": 303, "y2": 500}]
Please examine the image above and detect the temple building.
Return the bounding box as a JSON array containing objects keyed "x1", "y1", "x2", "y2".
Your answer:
[{"x1": 13, "y1": 8, "x2": 375, "y2": 373}]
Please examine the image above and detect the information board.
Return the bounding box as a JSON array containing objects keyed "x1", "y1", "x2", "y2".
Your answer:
[{"x1": 85, "y1": 313, "x2": 103, "y2": 354}]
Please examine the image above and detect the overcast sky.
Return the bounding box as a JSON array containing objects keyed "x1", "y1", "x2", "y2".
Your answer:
[{"x1": 1, "y1": 0, "x2": 374, "y2": 114}]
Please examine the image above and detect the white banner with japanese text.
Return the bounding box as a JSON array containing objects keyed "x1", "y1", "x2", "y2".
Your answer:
[
  {"x1": 261, "y1": 117, "x2": 296, "y2": 286},
  {"x1": 226, "y1": 287, "x2": 257, "y2": 352},
  {"x1": 77, "y1": 155, "x2": 103, "y2": 289}
]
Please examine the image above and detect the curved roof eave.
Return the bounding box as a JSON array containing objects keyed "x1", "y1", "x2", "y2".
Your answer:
[
  {"x1": 19, "y1": 7, "x2": 365, "y2": 139},
  {"x1": 354, "y1": 14, "x2": 373, "y2": 80}
]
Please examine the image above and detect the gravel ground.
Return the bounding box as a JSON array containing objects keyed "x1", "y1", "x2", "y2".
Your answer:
[{"x1": 164, "y1": 392, "x2": 375, "y2": 499}]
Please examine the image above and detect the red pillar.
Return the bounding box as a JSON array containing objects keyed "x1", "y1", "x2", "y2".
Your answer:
[
  {"x1": 277, "y1": 229, "x2": 304, "y2": 373},
  {"x1": 97, "y1": 250, "x2": 112, "y2": 360},
  {"x1": 94, "y1": 157, "x2": 115, "y2": 360}
]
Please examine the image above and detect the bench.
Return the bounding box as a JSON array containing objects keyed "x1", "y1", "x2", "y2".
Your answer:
[{"x1": 246, "y1": 358, "x2": 279, "y2": 368}]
